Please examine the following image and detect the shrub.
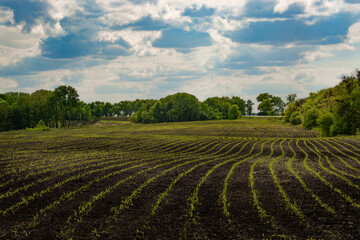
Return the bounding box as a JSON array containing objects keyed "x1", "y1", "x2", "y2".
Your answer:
[
  {"x1": 228, "y1": 105, "x2": 240, "y2": 120},
  {"x1": 27, "y1": 120, "x2": 50, "y2": 131},
  {"x1": 289, "y1": 111, "x2": 302, "y2": 125},
  {"x1": 283, "y1": 102, "x2": 296, "y2": 122},
  {"x1": 317, "y1": 112, "x2": 334, "y2": 137},
  {"x1": 303, "y1": 107, "x2": 318, "y2": 129}
]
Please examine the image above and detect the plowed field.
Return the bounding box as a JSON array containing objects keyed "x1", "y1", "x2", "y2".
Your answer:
[{"x1": 1, "y1": 119, "x2": 360, "y2": 239}]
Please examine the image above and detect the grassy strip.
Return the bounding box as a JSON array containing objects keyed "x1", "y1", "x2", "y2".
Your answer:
[{"x1": 288, "y1": 140, "x2": 335, "y2": 214}]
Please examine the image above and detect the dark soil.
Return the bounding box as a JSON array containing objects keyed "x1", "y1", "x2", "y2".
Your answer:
[{"x1": 0, "y1": 134, "x2": 359, "y2": 239}]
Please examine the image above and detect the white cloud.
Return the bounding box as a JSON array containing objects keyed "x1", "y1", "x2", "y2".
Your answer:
[
  {"x1": 46, "y1": 0, "x2": 82, "y2": 21},
  {"x1": 0, "y1": 6, "x2": 14, "y2": 24},
  {"x1": 1, "y1": 0, "x2": 360, "y2": 104},
  {"x1": 210, "y1": 17, "x2": 246, "y2": 31},
  {"x1": 348, "y1": 21, "x2": 360, "y2": 44},
  {"x1": 0, "y1": 77, "x2": 18, "y2": 89},
  {"x1": 164, "y1": 0, "x2": 247, "y2": 16},
  {"x1": 98, "y1": 28, "x2": 162, "y2": 56},
  {"x1": 0, "y1": 24, "x2": 45, "y2": 66},
  {"x1": 96, "y1": 0, "x2": 249, "y2": 32},
  {"x1": 301, "y1": 43, "x2": 355, "y2": 62},
  {"x1": 275, "y1": 0, "x2": 360, "y2": 18},
  {"x1": 97, "y1": 0, "x2": 191, "y2": 29}
]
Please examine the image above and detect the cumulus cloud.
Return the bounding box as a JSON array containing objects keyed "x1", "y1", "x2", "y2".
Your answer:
[
  {"x1": 0, "y1": 6, "x2": 14, "y2": 24},
  {"x1": 274, "y1": 0, "x2": 342, "y2": 16},
  {"x1": 348, "y1": 21, "x2": 360, "y2": 44},
  {"x1": 301, "y1": 43, "x2": 355, "y2": 62},
  {"x1": 0, "y1": 77, "x2": 18, "y2": 89},
  {"x1": 0, "y1": 24, "x2": 44, "y2": 66},
  {"x1": 98, "y1": 29, "x2": 162, "y2": 56},
  {"x1": 46, "y1": 0, "x2": 82, "y2": 21},
  {"x1": 1, "y1": 0, "x2": 360, "y2": 103}
]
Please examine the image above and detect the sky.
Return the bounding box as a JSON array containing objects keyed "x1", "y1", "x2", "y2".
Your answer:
[{"x1": 0, "y1": 0, "x2": 360, "y2": 104}]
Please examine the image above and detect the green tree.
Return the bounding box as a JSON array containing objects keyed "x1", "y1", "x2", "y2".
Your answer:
[
  {"x1": 302, "y1": 103, "x2": 318, "y2": 129},
  {"x1": 350, "y1": 85, "x2": 360, "y2": 133},
  {"x1": 256, "y1": 93, "x2": 285, "y2": 115},
  {"x1": 286, "y1": 93, "x2": 297, "y2": 105},
  {"x1": 272, "y1": 96, "x2": 285, "y2": 115},
  {"x1": 258, "y1": 98, "x2": 273, "y2": 115},
  {"x1": 54, "y1": 85, "x2": 80, "y2": 127},
  {"x1": 31, "y1": 89, "x2": 54, "y2": 127},
  {"x1": 256, "y1": 93, "x2": 272, "y2": 102},
  {"x1": 164, "y1": 93, "x2": 200, "y2": 122},
  {"x1": 289, "y1": 111, "x2": 302, "y2": 125},
  {"x1": 245, "y1": 99, "x2": 254, "y2": 115},
  {"x1": 0, "y1": 105, "x2": 9, "y2": 131},
  {"x1": 231, "y1": 96, "x2": 246, "y2": 114},
  {"x1": 283, "y1": 102, "x2": 295, "y2": 122},
  {"x1": 317, "y1": 112, "x2": 334, "y2": 137},
  {"x1": 228, "y1": 105, "x2": 240, "y2": 120}
]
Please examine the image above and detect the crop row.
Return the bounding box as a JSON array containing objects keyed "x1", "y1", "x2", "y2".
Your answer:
[{"x1": 1, "y1": 135, "x2": 359, "y2": 239}]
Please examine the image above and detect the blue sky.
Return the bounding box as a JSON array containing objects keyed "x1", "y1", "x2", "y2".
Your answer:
[{"x1": 0, "y1": 0, "x2": 360, "y2": 104}]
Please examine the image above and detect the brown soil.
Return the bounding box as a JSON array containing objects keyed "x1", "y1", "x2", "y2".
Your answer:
[{"x1": 0, "y1": 135, "x2": 359, "y2": 239}]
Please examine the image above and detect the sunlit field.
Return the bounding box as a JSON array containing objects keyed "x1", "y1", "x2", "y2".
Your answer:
[{"x1": 1, "y1": 118, "x2": 360, "y2": 239}]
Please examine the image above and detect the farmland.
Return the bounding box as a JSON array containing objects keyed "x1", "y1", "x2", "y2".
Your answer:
[{"x1": 1, "y1": 118, "x2": 360, "y2": 239}]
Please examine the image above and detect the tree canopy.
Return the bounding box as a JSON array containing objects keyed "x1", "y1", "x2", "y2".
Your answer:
[
  {"x1": 0, "y1": 87, "x2": 250, "y2": 131},
  {"x1": 129, "y1": 93, "x2": 247, "y2": 123},
  {"x1": 3, "y1": 68, "x2": 360, "y2": 136},
  {"x1": 256, "y1": 93, "x2": 285, "y2": 115},
  {"x1": 283, "y1": 68, "x2": 360, "y2": 136}
]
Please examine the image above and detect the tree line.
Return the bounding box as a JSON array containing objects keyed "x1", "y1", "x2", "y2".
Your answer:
[
  {"x1": 5, "y1": 78, "x2": 342, "y2": 132},
  {"x1": 0, "y1": 86, "x2": 159, "y2": 132},
  {"x1": 0, "y1": 85, "x2": 259, "y2": 131},
  {"x1": 284, "y1": 69, "x2": 360, "y2": 136},
  {"x1": 129, "y1": 94, "x2": 251, "y2": 123}
]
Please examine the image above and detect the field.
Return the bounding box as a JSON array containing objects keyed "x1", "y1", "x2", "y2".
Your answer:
[{"x1": 1, "y1": 118, "x2": 360, "y2": 239}]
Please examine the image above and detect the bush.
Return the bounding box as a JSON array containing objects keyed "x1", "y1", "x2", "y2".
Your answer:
[
  {"x1": 283, "y1": 102, "x2": 295, "y2": 122},
  {"x1": 303, "y1": 107, "x2": 318, "y2": 129},
  {"x1": 289, "y1": 111, "x2": 302, "y2": 125},
  {"x1": 317, "y1": 112, "x2": 334, "y2": 137},
  {"x1": 237, "y1": 111, "x2": 243, "y2": 119},
  {"x1": 27, "y1": 120, "x2": 50, "y2": 131},
  {"x1": 228, "y1": 105, "x2": 240, "y2": 120}
]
